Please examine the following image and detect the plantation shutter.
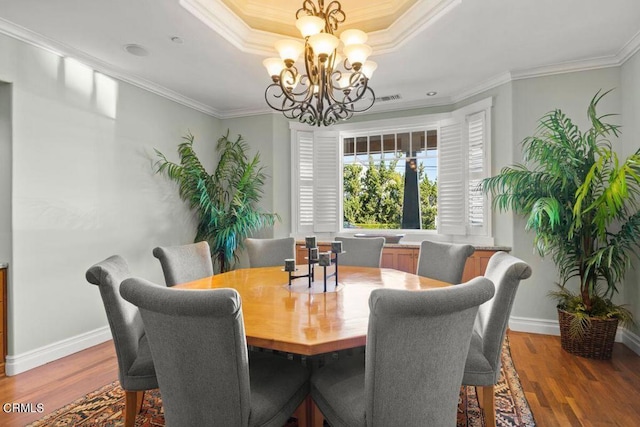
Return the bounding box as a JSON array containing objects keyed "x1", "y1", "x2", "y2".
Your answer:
[
  {"x1": 294, "y1": 131, "x2": 315, "y2": 234},
  {"x1": 467, "y1": 111, "x2": 487, "y2": 234},
  {"x1": 313, "y1": 131, "x2": 340, "y2": 232},
  {"x1": 438, "y1": 116, "x2": 466, "y2": 235},
  {"x1": 292, "y1": 129, "x2": 340, "y2": 234}
]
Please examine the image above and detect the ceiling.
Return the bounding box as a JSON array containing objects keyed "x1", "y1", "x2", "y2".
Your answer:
[{"x1": 0, "y1": 0, "x2": 639, "y2": 119}]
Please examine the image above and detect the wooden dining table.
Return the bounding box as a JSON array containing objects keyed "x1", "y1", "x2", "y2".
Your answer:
[
  {"x1": 174, "y1": 264, "x2": 450, "y2": 356},
  {"x1": 174, "y1": 264, "x2": 451, "y2": 427}
]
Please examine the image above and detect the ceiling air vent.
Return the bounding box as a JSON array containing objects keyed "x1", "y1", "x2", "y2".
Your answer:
[{"x1": 375, "y1": 94, "x2": 402, "y2": 102}]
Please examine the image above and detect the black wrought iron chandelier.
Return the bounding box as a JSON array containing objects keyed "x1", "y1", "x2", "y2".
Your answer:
[{"x1": 263, "y1": 0, "x2": 376, "y2": 127}]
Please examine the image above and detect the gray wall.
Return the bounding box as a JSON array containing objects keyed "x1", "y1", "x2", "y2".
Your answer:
[
  {"x1": 621, "y1": 50, "x2": 640, "y2": 334},
  {"x1": 509, "y1": 68, "x2": 622, "y2": 323},
  {"x1": 0, "y1": 82, "x2": 11, "y2": 267},
  {"x1": 0, "y1": 32, "x2": 221, "y2": 357}
]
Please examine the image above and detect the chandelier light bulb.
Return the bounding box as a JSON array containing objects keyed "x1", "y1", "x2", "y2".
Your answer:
[
  {"x1": 275, "y1": 39, "x2": 305, "y2": 65},
  {"x1": 340, "y1": 29, "x2": 368, "y2": 46},
  {"x1": 362, "y1": 61, "x2": 377, "y2": 79},
  {"x1": 263, "y1": 58, "x2": 285, "y2": 78},
  {"x1": 308, "y1": 33, "x2": 340, "y2": 58},
  {"x1": 343, "y1": 44, "x2": 372, "y2": 69},
  {"x1": 296, "y1": 15, "x2": 325, "y2": 38}
]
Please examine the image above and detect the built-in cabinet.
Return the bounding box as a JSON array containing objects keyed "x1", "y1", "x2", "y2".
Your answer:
[
  {"x1": 295, "y1": 243, "x2": 502, "y2": 281},
  {"x1": 0, "y1": 266, "x2": 6, "y2": 376}
]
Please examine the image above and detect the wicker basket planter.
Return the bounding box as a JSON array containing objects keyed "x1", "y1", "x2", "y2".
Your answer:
[{"x1": 558, "y1": 309, "x2": 619, "y2": 360}]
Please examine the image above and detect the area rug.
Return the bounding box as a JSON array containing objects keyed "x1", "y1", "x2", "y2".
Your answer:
[{"x1": 28, "y1": 337, "x2": 534, "y2": 427}]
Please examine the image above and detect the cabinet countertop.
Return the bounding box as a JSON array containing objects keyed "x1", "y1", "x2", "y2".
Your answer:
[
  {"x1": 295, "y1": 240, "x2": 510, "y2": 252},
  {"x1": 0, "y1": 263, "x2": 7, "y2": 269}
]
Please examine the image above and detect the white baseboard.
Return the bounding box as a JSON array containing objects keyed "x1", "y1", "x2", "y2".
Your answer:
[
  {"x1": 509, "y1": 315, "x2": 640, "y2": 356},
  {"x1": 509, "y1": 315, "x2": 560, "y2": 336},
  {"x1": 621, "y1": 328, "x2": 640, "y2": 355},
  {"x1": 5, "y1": 326, "x2": 112, "y2": 376}
]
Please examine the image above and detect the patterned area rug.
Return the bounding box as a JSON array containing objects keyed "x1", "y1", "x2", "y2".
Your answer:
[{"x1": 28, "y1": 337, "x2": 534, "y2": 427}]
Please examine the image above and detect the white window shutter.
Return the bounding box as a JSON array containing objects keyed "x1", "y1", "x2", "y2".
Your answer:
[
  {"x1": 467, "y1": 111, "x2": 487, "y2": 233},
  {"x1": 293, "y1": 130, "x2": 314, "y2": 234},
  {"x1": 313, "y1": 131, "x2": 340, "y2": 232},
  {"x1": 438, "y1": 118, "x2": 466, "y2": 235}
]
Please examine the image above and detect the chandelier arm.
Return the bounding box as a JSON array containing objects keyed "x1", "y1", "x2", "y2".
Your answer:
[
  {"x1": 296, "y1": 0, "x2": 320, "y2": 18},
  {"x1": 324, "y1": 1, "x2": 346, "y2": 32}
]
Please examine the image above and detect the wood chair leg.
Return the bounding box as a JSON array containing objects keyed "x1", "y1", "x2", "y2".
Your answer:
[
  {"x1": 124, "y1": 390, "x2": 143, "y2": 427},
  {"x1": 306, "y1": 396, "x2": 324, "y2": 427},
  {"x1": 293, "y1": 398, "x2": 308, "y2": 426},
  {"x1": 480, "y1": 385, "x2": 495, "y2": 427},
  {"x1": 476, "y1": 386, "x2": 484, "y2": 408}
]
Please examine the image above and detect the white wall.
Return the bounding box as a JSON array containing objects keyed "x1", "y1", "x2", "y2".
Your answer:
[{"x1": 0, "y1": 32, "x2": 221, "y2": 365}]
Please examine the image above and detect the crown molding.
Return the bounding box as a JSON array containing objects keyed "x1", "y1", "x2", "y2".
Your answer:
[
  {"x1": 179, "y1": 0, "x2": 461, "y2": 57},
  {"x1": 617, "y1": 29, "x2": 640, "y2": 64},
  {"x1": 451, "y1": 72, "x2": 512, "y2": 104},
  {"x1": 2, "y1": 10, "x2": 640, "y2": 123},
  {"x1": 510, "y1": 55, "x2": 620, "y2": 81},
  {"x1": 0, "y1": 16, "x2": 223, "y2": 118},
  {"x1": 367, "y1": 0, "x2": 462, "y2": 54},
  {"x1": 179, "y1": 0, "x2": 282, "y2": 56}
]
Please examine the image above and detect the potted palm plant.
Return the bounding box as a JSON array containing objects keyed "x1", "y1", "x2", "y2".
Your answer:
[
  {"x1": 155, "y1": 131, "x2": 278, "y2": 273},
  {"x1": 482, "y1": 90, "x2": 640, "y2": 359}
]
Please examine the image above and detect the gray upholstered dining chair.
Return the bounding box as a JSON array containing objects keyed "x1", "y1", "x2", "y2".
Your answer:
[
  {"x1": 245, "y1": 237, "x2": 296, "y2": 268},
  {"x1": 462, "y1": 251, "x2": 532, "y2": 427},
  {"x1": 119, "y1": 277, "x2": 310, "y2": 427},
  {"x1": 311, "y1": 277, "x2": 495, "y2": 427},
  {"x1": 416, "y1": 240, "x2": 475, "y2": 283},
  {"x1": 85, "y1": 255, "x2": 157, "y2": 427},
  {"x1": 152, "y1": 241, "x2": 213, "y2": 286},
  {"x1": 334, "y1": 236, "x2": 385, "y2": 268}
]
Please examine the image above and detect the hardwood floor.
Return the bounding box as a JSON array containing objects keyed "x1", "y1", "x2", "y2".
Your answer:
[
  {"x1": 1, "y1": 332, "x2": 639, "y2": 426},
  {"x1": 0, "y1": 341, "x2": 118, "y2": 426},
  {"x1": 508, "y1": 331, "x2": 640, "y2": 427}
]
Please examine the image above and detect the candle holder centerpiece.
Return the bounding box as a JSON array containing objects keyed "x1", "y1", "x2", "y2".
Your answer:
[{"x1": 283, "y1": 237, "x2": 345, "y2": 293}]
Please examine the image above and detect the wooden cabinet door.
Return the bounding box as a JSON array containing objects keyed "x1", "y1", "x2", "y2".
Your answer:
[
  {"x1": 461, "y1": 250, "x2": 497, "y2": 282},
  {"x1": 381, "y1": 247, "x2": 417, "y2": 273}
]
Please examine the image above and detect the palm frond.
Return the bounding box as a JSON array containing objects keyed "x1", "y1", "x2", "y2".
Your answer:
[
  {"x1": 155, "y1": 130, "x2": 279, "y2": 272},
  {"x1": 484, "y1": 90, "x2": 640, "y2": 318}
]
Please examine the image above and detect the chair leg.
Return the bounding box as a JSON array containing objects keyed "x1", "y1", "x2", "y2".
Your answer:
[
  {"x1": 293, "y1": 398, "x2": 308, "y2": 426},
  {"x1": 124, "y1": 390, "x2": 144, "y2": 427},
  {"x1": 480, "y1": 385, "x2": 495, "y2": 427},
  {"x1": 298, "y1": 396, "x2": 324, "y2": 427}
]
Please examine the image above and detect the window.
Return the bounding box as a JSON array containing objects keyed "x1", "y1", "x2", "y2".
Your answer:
[
  {"x1": 290, "y1": 97, "x2": 492, "y2": 242},
  {"x1": 342, "y1": 129, "x2": 438, "y2": 230}
]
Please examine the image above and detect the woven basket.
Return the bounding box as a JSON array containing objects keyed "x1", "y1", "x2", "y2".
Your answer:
[{"x1": 558, "y1": 309, "x2": 618, "y2": 359}]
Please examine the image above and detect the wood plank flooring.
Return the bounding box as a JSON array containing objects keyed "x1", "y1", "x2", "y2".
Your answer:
[
  {"x1": 1, "y1": 332, "x2": 639, "y2": 426},
  {"x1": 508, "y1": 331, "x2": 640, "y2": 427}
]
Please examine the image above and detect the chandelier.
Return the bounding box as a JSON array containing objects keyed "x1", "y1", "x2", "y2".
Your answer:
[{"x1": 263, "y1": 0, "x2": 376, "y2": 127}]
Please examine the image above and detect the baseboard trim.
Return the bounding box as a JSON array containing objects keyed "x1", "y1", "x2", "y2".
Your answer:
[
  {"x1": 621, "y1": 328, "x2": 640, "y2": 355},
  {"x1": 509, "y1": 315, "x2": 640, "y2": 356},
  {"x1": 5, "y1": 326, "x2": 112, "y2": 376}
]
